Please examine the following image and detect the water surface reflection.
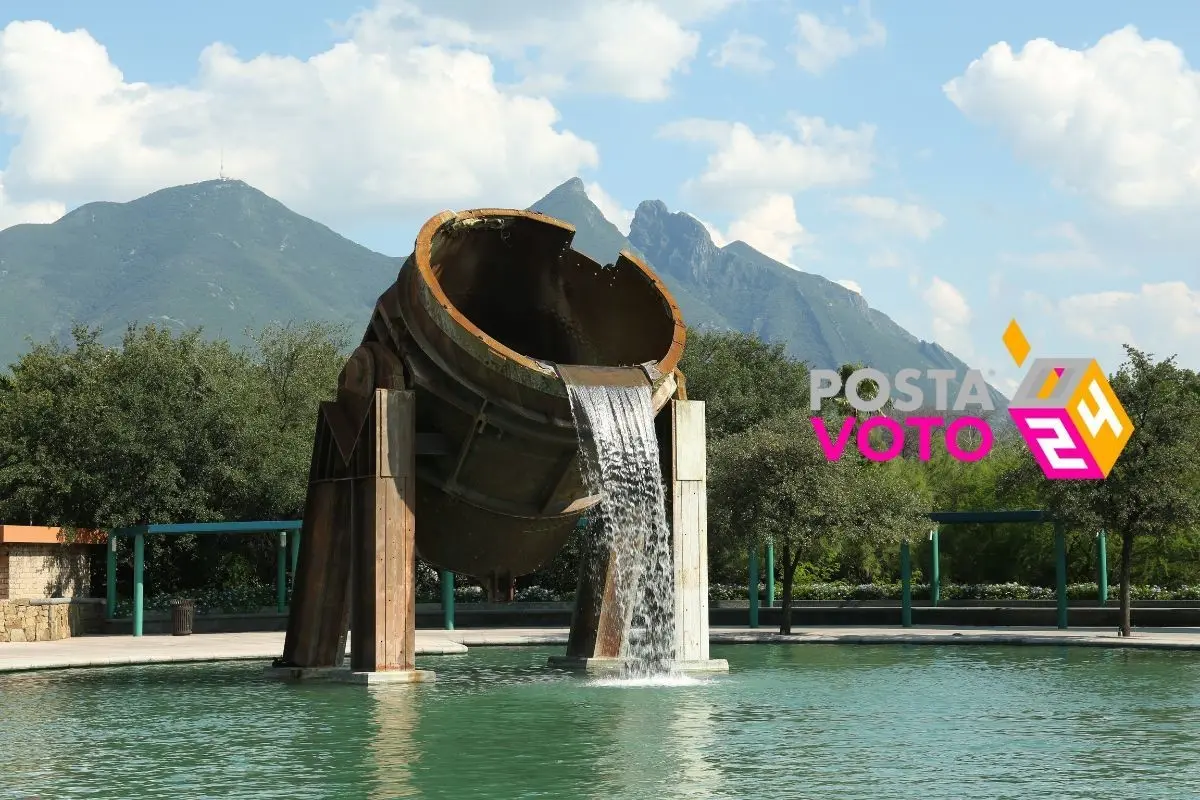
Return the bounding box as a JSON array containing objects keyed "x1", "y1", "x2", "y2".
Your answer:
[{"x1": 2, "y1": 645, "x2": 1200, "y2": 798}]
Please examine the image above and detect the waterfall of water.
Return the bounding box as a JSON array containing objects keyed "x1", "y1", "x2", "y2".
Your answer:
[{"x1": 563, "y1": 381, "x2": 676, "y2": 676}]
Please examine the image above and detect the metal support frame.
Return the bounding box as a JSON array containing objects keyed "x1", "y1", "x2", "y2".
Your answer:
[
  {"x1": 747, "y1": 509, "x2": 1064, "y2": 630},
  {"x1": 1054, "y1": 522, "x2": 1068, "y2": 629},
  {"x1": 765, "y1": 544, "x2": 775, "y2": 607},
  {"x1": 105, "y1": 535, "x2": 117, "y2": 621},
  {"x1": 276, "y1": 531, "x2": 288, "y2": 613},
  {"x1": 1097, "y1": 530, "x2": 1108, "y2": 605},
  {"x1": 108, "y1": 520, "x2": 304, "y2": 636},
  {"x1": 929, "y1": 528, "x2": 940, "y2": 607},
  {"x1": 748, "y1": 547, "x2": 760, "y2": 629},
  {"x1": 921, "y1": 510, "x2": 1067, "y2": 630},
  {"x1": 441, "y1": 570, "x2": 455, "y2": 630},
  {"x1": 133, "y1": 532, "x2": 144, "y2": 637}
]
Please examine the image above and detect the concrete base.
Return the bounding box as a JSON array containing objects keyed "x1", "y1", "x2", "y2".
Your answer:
[
  {"x1": 264, "y1": 665, "x2": 436, "y2": 684},
  {"x1": 547, "y1": 655, "x2": 729, "y2": 675}
]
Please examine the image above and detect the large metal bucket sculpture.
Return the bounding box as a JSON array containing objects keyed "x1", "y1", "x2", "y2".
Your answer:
[{"x1": 277, "y1": 209, "x2": 690, "y2": 675}]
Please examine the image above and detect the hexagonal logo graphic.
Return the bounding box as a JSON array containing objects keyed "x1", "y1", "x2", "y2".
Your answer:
[{"x1": 1003, "y1": 322, "x2": 1133, "y2": 480}]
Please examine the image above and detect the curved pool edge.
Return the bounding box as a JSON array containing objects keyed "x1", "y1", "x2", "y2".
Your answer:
[{"x1": 3, "y1": 626, "x2": 1200, "y2": 675}]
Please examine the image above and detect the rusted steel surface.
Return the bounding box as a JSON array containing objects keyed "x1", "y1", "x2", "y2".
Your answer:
[{"x1": 362, "y1": 208, "x2": 685, "y2": 582}]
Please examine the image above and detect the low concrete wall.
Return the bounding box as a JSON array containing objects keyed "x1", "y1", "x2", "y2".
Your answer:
[
  {"x1": 0, "y1": 598, "x2": 105, "y2": 642},
  {"x1": 724, "y1": 605, "x2": 1200, "y2": 628},
  {"x1": 96, "y1": 600, "x2": 1200, "y2": 634}
]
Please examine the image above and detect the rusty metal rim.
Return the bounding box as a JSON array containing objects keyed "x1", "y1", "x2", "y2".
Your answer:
[{"x1": 412, "y1": 208, "x2": 687, "y2": 394}]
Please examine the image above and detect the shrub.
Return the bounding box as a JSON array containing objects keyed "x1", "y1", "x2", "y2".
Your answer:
[{"x1": 704, "y1": 582, "x2": 1200, "y2": 603}]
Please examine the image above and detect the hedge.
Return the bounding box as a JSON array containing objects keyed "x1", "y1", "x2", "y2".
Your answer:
[
  {"x1": 111, "y1": 580, "x2": 1200, "y2": 617},
  {"x1": 111, "y1": 580, "x2": 565, "y2": 616},
  {"x1": 709, "y1": 581, "x2": 1200, "y2": 602}
]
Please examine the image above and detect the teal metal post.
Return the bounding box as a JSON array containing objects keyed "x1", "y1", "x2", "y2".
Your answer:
[
  {"x1": 440, "y1": 570, "x2": 455, "y2": 630},
  {"x1": 930, "y1": 527, "x2": 941, "y2": 607},
  {"x1": 765, "y1": 543, "x2": 775, "y2": 607},
  {"x1": 748, "y1": 548, "x2": 760, "y2": 628},
  {"x1": 289, "y1": 530, "x2": 301, "y2": 581},
  {"x1": 132, "y1": 532, "x2": 144, "y2": 637},
  {"x1": 276, "y1": 531, "x2": 287, "y2": 613},
  {"x1": 105, "y1": 534, "x2": 117, "y2": 621},
  {"x1": 900, "y1": 541, "x2": 912, "y2": 628},
  {"x1": 1055, "y1": 522, "x2": 1068, "y2": 629},
  {"x1": 1097, "y1": 530, "x2": 1108, "y2": 605}
]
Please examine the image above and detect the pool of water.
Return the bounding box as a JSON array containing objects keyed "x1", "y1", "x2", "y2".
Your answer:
[{"x1": 3, "y1": 644, "x2": 1199, "y2": 799}]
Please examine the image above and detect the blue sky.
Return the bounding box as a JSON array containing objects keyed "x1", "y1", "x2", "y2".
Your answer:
[{"x1": 1, "y1": 0, "x2": 1198, "y2": 394}]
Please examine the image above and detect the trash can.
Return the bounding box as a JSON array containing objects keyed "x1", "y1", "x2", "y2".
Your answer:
[{"x1": 171, "y1": 599, "x2": 195, "y2": 636}]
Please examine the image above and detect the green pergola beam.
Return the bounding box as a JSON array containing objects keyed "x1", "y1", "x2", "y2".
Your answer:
[{"x1": 108, "y1": 520, "x2": 303, "y2": 636}]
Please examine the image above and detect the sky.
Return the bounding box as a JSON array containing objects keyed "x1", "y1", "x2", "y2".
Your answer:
[{"x1": 1, "y1": 0, "x2": 1199, "y2": 396}]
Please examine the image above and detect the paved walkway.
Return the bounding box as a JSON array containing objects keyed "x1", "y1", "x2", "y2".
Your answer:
[{"x1": 2, "y1": 625, "x2": 1199, "y2": 673}]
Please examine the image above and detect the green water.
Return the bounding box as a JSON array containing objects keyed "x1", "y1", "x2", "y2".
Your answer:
[{"x1": 3, "y1": 644, "x2": 1200, "y2": 799}]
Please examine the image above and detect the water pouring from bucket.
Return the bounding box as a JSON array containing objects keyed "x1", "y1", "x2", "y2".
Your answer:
[{"x1": 558, "y1": 365, "x2": 677, "y2": 679}]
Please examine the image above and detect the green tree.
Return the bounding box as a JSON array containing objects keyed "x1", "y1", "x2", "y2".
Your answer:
[
  {"x1": 0, "y1": 321, "x2": 348, "y2": 595},
  {"x1": 245, "y1": 321, "x2": 349, "y2": 517},
  {"x1": 1003, "y1": 347, "x2": 1200, "y2": 635},
  {"x1": 711, "y1": 407, "x2": 930, "y2": 633},
  {"x1": 677, "y1": 327, "x2": 811, "y2": 582},
  {"x1": 826, "y1": 361, "x2": 882, "y2": 420},
  {"x1": 678, "y1": 328, "x2": 810, "y2": 440}
]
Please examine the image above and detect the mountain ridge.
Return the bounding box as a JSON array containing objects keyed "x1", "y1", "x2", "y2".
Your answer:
[
  {"x1": 529, "y1": 178, "x2": 1006, "y2": 410},
  {"x1": 0, "y1": 175, "x2": 1006, "y2": 412}
]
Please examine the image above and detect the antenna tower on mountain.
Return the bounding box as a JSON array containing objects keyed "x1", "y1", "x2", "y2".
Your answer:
[{"x1": 219, "y1": 146, "x2": 226, "y2": 181}]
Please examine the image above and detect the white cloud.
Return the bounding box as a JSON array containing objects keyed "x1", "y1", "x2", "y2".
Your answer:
[
  {"x1": 922, "y1": 276, "x2": 974, "y2": 356},
  {"x1": 999, "y1": 221, "x2": 1104, "y2": 270},
  {"x1": 867, "y1": 249, "x2": 903, "y2": 269},
  {"x1": 583, "y1": 181, "x2": 633, "y2": 234},
  {"x1": 348, "y1": 0, "x2": 738, "y2": 102},
  {"x1": 711, "y1": 31, "x2": 773, "y2": 73},
  {"x1": 692, "y1": 215, "x2": 728, "y2": 247},
  {"x1": 1057, "y1": 281, "x2": 1200, "y2": 363},
  {"x1": 944, "y1": 26, "x2": 1200, "y2": 210},
  {"x1": 0, "y1": 17, "x2": 601, "y2": 226},
  {"x1": 836, "y1": 195, "x2": 945, "y2": 240},
  {"x1": 791, "y1": 1, "x2": 886, "y2": 74},
  {"x1": 836, "y1": 278, "x2": 863, "y2": 294},
  {"x1": 723, "y1": 193, "x2": 813, "y2": 265},
  {"x1": 0, "y1": 173, "x2": 64, "y2": 230},
  {"x1": 659, "y1": 114, "x2": 875, "y2": 208}
]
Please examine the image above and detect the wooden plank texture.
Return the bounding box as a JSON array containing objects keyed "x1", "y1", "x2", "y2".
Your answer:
[
  {"x1": 351, "y1": 389, "x2": 417, "y2": 672},
  {"x1": 671, "y1": 400, "x2": 709, "y2": 662}
]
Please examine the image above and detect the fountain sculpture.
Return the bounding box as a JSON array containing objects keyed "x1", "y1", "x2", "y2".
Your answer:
[{"x1": 269, "y1": 208, "x2": 727, "y2": 682}]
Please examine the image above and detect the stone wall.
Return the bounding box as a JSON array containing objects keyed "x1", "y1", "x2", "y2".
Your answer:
[
  {"x1": 0, "y1": 543, "x2": 93, "y2": 599},
  {"x1": 0, "y1": 599, "x2": 104, "y2": 642}
]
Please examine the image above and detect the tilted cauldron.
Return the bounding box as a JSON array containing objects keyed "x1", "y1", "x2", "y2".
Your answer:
[{"x1": 345, "y1": 209, "x2": 685, "y2": 596}]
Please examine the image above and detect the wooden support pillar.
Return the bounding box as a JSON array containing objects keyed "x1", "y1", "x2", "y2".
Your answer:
[
  {"x1": 350, "y1": 389, "x2": 418, "y2": 673},
  {"x1": 562, "y1": 396, "x2": 726, "y2": 672},
  {"x1": 565, "y1": 517, "x2": 639, "y2": 659},
  {"x1": 279, "y1": 408, "x2": 356, "y2": 669},
  {"x1": 668, "y1": 399, "x2": 710, "y2": 664}
]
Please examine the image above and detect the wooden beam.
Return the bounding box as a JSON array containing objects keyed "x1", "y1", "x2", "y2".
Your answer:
[
  {"x1": 279, "y1": 410, "x2": 354, "y2": 668},
  {"x1": 351, "y1": 389, "x2": 418, "y2": 672}
]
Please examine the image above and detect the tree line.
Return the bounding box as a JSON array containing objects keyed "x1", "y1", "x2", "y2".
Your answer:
[{"x1": 1, "y1": 322, "x2": 1198, "y2": 635}]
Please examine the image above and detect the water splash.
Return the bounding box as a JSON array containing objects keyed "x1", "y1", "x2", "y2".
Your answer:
[
  {"x1": 564, "y1": 380, "x2": 676, "y2": 678},
  {"x1": 587, "y1": 674, "x2": 705, "y2": 688}
]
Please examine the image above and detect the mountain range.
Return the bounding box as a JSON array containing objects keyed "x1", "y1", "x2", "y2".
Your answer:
[{"x1": 0, "y1": 177, "x2": 1005, "y2": 409}]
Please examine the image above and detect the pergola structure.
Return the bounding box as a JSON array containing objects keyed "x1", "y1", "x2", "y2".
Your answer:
[
  {"x1": 107, "y1": 520, "x2": 304, "y2": 636},
  {"x1": 747, "y1": 509, "x2": 1089, "y2": 631}
]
